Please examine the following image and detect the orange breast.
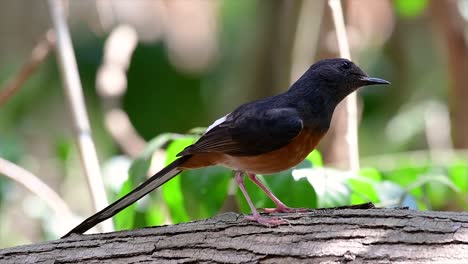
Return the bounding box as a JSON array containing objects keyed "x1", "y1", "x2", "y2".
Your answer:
[
  {"x1": 180, "y1": 129, "x2": 325, "y2": 174},
  {"x1": 220, "y1": 129, "x2": 324, "y2": 174}
]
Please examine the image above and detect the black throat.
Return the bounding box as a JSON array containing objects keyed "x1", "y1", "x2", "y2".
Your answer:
[{"x1": 285, "y1": 74, "x2": 354, "y2": 132}]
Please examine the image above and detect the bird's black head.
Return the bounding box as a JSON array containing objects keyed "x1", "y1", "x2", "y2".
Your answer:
[
  {"x1": 310, "y1": 58, "x2": 389, "y2": 89},
  {"x1": 293, "y1": 58, "x2": 389, "y2": 103}
]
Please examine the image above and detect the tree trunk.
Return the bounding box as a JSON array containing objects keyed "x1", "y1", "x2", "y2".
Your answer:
[
  {"x1": 430, "y1": 0, "x2": 468, "y2": 149},
  {"x1": 1, "y1": 208, "x2": 468, "y2": 263}
]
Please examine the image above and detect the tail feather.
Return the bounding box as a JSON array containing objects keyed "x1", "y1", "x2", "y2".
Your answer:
[{"x1": 62, "y1": 156, "x2": 191, "y2": 238}]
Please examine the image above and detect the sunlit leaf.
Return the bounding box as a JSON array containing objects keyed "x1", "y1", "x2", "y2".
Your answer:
[
  {"x1": 360, "y1": 167, "x2": 383, "y2": 181},
  {"x1": 305, "y1": 150, "x2": 323, "y2": 167},
  {"x1": 423, "y1": 168, "x2": 460, "y2": 210},
  {"x1": 164, "y1": 137, "x2": 196, "y2": 164},
  {"x1": 383, "y1": 166, "x2": 428, "y2": 199},
  {"x1": 123, "y1": 150, "x2": 153, "y2": 228},
  {"x1": 114, "y1": 133, "x2": 183, "y2": 228},
  {"x1": 394, "y1": 0, "x2": 428, "y2": 18},
  {"x1": 348, "y1": 168, "x2": 382, "y2": 204},
  {"x1": 449, "y1": 160, "x2": 468, "y2": 192},
  {"x1": 144, "y1": 196, "x2": 166, "y2": 226},
  {"x1": 266, "y1": 170, "x2": 317, "y2": 208},
  {"x1": 113, "y1": 179, "x2": 136, "y2": 230},
  {"x1": 112, "y1": 149, "x2": 153, "y2": 230},
  {"x1": 416, "y1": 200, "x2": 429, "y2": 210},
  {"x1": 384, "y1": 166, "x2": 428, "y2": 186},
  {"x1": 406, "y1": 173, "x2": 459, "y2": 194},
  {"x1": 162, "y1": 137, "x2": 197, "y2": 223},
  {"x1": 374, "y1": 181, "x2": 407, "y2": 207},
  {"x1": 293, "y1": 168, "x2": 350, "y2": 208}
]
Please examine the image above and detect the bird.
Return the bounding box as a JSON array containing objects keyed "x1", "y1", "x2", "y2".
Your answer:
[{"x1": 62, "y1": 58, "x2": 389, "y2": 238}]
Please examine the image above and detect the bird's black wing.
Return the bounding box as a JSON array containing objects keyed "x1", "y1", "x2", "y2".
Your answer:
[{"x1": 178, "y1": 108, "x2": 303, "y2": 156}]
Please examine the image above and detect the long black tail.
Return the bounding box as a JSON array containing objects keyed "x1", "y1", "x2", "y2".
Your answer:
[{"x1": 62, "y1": 156, "x2": 191, "y2": 238}]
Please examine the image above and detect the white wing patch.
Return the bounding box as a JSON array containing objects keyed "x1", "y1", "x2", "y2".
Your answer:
[{"x1": 206, "y1": 114, "x2": 229, "y2": 133}]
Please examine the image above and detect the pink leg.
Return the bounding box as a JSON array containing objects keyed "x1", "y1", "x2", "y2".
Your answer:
[
  {"x1": 247, "y1": 173, "x2": 307, "y2": 213},
  {"x1": 234, "y1": 171, "x2": 287, "y2": 226}
]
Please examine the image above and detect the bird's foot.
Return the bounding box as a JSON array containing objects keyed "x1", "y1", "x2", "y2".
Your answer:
[
  {"x1": 244, "y1": 214, "x2": 288, "y2": 227},
  {"x1": 260, "y1": 205, "x2": 309, "y2": 214}
]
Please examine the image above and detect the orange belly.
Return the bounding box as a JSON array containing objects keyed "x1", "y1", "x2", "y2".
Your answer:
[{"x1": 180, "y1": 129, "x2": 325, "y2": 174}]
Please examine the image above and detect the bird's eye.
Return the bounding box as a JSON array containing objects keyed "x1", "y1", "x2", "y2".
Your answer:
[{"x1": 341, "y1": 61, "x2": 351, "y2": 70}]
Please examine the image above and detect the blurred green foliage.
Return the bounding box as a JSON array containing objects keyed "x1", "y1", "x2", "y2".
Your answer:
[
  {"x1": 107, "y1": 135, "x2": 468, "y2": 230},
  {"x1": 394, "y1": 0, "x2": 428, "y2": 18},
  {"x1": 124, "y1": 44, "x2": 209, "y2": 138},
  {"x1": 0, "y1": 0, "x2": 467, "y2": 248}
]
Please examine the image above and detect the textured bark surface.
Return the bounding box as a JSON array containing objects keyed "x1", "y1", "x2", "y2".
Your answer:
[{"x1": 1, "y1": 208, "x2": 468, "y2": 263}]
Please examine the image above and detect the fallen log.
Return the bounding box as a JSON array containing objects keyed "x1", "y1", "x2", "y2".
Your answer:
[{"x1": 1, "y1": 208, "x2": 468, "y2": 263}]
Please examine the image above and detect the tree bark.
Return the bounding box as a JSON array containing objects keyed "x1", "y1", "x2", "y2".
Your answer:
[{"x1": 1, "y1": 208, "x2": 468, "y2": 263}]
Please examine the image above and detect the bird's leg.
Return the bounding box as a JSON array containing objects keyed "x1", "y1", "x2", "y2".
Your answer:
[
  {"x1": 234, "y1": 171, "x2": 287, "y2": 226},
  {"x1": 247, "y1": 173, "x2": 307, "y2": 213}
]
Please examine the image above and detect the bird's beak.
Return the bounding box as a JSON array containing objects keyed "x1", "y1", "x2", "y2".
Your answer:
[{"x1": 360, "y1": 76, "x2": 390, "y2": 86}]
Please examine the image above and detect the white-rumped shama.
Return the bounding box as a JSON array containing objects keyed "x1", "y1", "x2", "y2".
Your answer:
[{"x1": 63, "y1": 58, "x2": 389, "y2": 237}]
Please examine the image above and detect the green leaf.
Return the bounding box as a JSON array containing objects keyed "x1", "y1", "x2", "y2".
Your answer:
[
  {"x1": 162, "y1": 137, "x2": 197, "y2": 223},
  {"x1": 394, "y1": 0, "x2": 428, "y2": 18},
  {"x1": 423, "y1": 168, "x2": 460, "y2": 210},
  {"x1": 142, "y1": 133, "x2": 181, "y2": 159},
  {"x1": 181, "y1": 166, "x2": 231, "y2": 219},
  {"x1": 406, "y1": 173, "x2": 459, "y2": 194},
  {"x1": 164, "y1": 137, "x2": 196, "y2": 164},
  {"x1": 360, "y1": 167, "x2": 383, "y2": 181},
  {"x1": 112, "y1": 142, "x2": 155, "y2": 230},
  {"x1": 395, "y1": 169, "x2": 459, "y2": 210},
  {"x1": 305, "y1": 150, "x2": 323, "y2": 167},
  {"x1": 449, "y1": 160, "x2": 468, "y2": 192},
  {"x1": 144, "y1": 195, "x2": 166, "y2": 226},
  {"x1": 127, "y1": 158, "x2": 152, "y2": 183},
  {"x1": 374, "y1": 181, "x2": 407, "y2": 207},
  {"x1": 348, "y1": 168, "x2": 382, "y2": 204},
  {"x1": 113, "y1": 133, "x2": 183, "y2": 228},
  {"x1": 123, "y1": 133, "x2": 181, "y2": 190},
  {"x1": 266, "y1": 170, "x2": 317, "y2": 208},
  {"x1": 123, "y1": 149, "x2": 153, "y2": 228},
  {"x1": 383, "y1": 166, "x2": 428, "y2": 199},
  {"x1": 294, "y1": 168, "x2": 350, "y2": 208},
  {"x1": 113, "y1": 179, "x2": 136, "y2": 230},
  {"x1": 384, "y1": 166, "x2": 428, "y2": 186},
  {"x1": 55, "y1": 137, "x2": 73, "y2": 163}
]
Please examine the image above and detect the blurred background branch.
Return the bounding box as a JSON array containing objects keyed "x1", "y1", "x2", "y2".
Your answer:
[
  {"x1": 328, "y1": 0, "x2": 360, "y2": 172},
  {"x1": 289, "y1": 0, "x2": 325, "y2": 83},
  {"x1": 0, "y1": 30, "x2": 55, "y2": 107},
  {"x1": 430, "y1": 0, "x2": 468, "y2": 149},
  {"x1": 96, "y1": 25, "x2": 145, "y2": 158},
  {"x1": 47, "y1": 0, "x2": 112, "y2": 233},
  {"x1": 0, "y1": 158, "x2": 74, "y2": 231}
]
